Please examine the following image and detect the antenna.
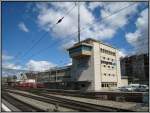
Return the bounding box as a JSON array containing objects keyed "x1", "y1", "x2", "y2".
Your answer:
[{"x1": 78, "y1": 1, "x2": 80, "y2": 43}]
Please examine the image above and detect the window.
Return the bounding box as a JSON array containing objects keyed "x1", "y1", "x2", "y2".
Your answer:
[
  {"x1": 100, "y1": 48, "x2": 116, "y2": 56},
  {"x1": 104, "y1": 65, "x2": 106, "y2": 67},
  {"x1": 57, "y1": 76, "x2": 63, "y2": 80},
  {"x1": 113, "y1": 53, "x2": 116, "y2": 56},
  {"x1": 101, "y1": 60, "x2": 113, "y2": 65},
  {"x1": 108, "y1": 74, "x2": 111, "y2": 76},
  {"x1": 104, "y1": 73, "x2": 106, "y2": 76},
  {"x1": 106, "y1": 84, "x2": 108, "y2": 87},
  {"x1": 103, "y1": 57, "x2": 105, "y2": 59},
  {"x1": 112, "y1": 59, "x2": 114, "y2": 61},
  {"x1": 77, "y1": 57, "x2": 90, "y2": 67},
  {"x1": 102, "y1": 84, "x2": 104, "y2": 87},
  {"x1": 108, "y1": 66, "x2": 110, "y2": 68},
  {"x1": 102, "y1": 82, "x2": 117, "y2": 88},
  {"x1": 81, "y1": 84, "x2": 85, "y2": 87},
  {"x1": 106, "y1": 50, "x2": 108, "y2": 54},
  {"x1": 102, "y1": 49, "x2": 104, "y2": 53},
  {"x1": 108, "y1": 58, "x2": 109, "y2": 60}
]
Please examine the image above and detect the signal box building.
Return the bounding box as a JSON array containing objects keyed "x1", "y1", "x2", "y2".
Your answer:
[
  {"x1": 23, "y1": 38, "x2": 127, "y2": 92},
  {"x1": 68, "y1": 38, "x2": 122, "y2": 91}
]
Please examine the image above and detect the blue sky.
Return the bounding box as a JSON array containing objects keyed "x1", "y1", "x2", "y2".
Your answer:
[{"x1": 2, "y1": 2, "x2": 148, "y2": 71}]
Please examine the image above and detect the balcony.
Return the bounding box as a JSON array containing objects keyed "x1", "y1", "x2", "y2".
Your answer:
[{"x1": 68, "y1": 43, "x2": 92, "y2": 58}]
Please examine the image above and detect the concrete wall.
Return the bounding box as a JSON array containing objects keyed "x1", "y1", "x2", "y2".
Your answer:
[
  {"x1": 71, "y1": 56, "x2": 94, "y2": 90},
  {"x1": 70, "y1": 39, "x2": 122, "y2": 91},
  {"x1": 92, "y1": 42, "x2": 101, "y2": 91},
  {"x1": 116, "y1": 50, "x2": 122, "y2": 87},
  {"x1": 120, "y1": 79, "x2": 128, "y2": 87},
  {"x1": 100, "y1": 44, "x2": 118, "y2": 83}
]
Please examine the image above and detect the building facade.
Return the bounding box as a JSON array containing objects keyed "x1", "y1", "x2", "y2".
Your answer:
[
  {"x1": 23, "y1": 66, "x2": 72, "y2": 89},
  {"x1": 68, "y1": 38, "x2": 122, "y2": 91},
  {"x1": 120, "y1": 54, "x2": 149, "y2": 84},
  {"x1": 22, "y1": 38, "x2": 127, "y2": 91}
]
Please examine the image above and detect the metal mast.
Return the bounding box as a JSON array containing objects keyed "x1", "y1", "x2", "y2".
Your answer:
[{"x1": 78, "y1": 1, "x2": 80, "y2": 43}]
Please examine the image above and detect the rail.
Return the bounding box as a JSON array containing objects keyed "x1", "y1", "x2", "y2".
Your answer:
[
  {"x1": 4, "y1": 89, "x2": 133, "y2": 112},
  {"x1": 2, "y1": 92, "x2": 45, "y2": 112}
]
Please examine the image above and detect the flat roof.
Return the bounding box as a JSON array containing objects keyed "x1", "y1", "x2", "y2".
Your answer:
[
  {"x1": 67, "y1": 42, "x2": 92, "y2": 50},
  {"x1": 68, "y1": 38, "x2": 118, "y2": 50},
  {"x1": 83, "y1": 38, "x2": 118, "y2": 50},
  {"x1": 45, "y1": 65, "x2": 71, "y2": 72},
  {"x1": 121, "y1": 76, "x2": 128, "y2": 79}
]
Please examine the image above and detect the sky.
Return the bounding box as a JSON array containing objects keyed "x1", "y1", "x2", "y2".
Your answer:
[{"x1": 2, "y1": 1, "x2": 149, "y2": 71}]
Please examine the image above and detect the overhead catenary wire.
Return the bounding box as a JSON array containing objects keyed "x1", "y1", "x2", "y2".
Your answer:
[
  {"x1": 11, "y1": 3, "x2": 69, "y2": 60},
  {"x1": 13, "y1": 2, "x2": 147, "y2": 66},
  {"x1": 13, "y1": 2, "x2": 77, "y2": 63},
  {"x1": 17, "y1": 31, "x2": 148, "y2": 67},
  {"x1": 63, "y1": 2, "x2": 138, "y2": 40},
  {"x1": 56, "y1": 3, "x2": 77, "y2": 24},
  {"x1": 12, "y1": 2, "x2": 81, "y2": 62},
  {"x1": 15, "y1": 2, "x2": 138, "y2": 64}
]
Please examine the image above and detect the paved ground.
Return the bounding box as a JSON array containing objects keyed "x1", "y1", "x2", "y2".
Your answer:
[
  {"x1": 5, "y1": 89, "x2": 149, "y2": 112},
  {"x1": 45, "y1": 93, "x2": 149, "y2": 111},
  {"x1": 2, "y1": 99, "x2": 21, "y2": 111},
  {"x1": 7, "y1": 91, "x2": 77, "y2": 112}
]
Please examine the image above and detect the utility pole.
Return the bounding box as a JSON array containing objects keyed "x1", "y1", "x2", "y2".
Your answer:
[{"x1": 78, "y1": 1, "x2": 80, "y2": 43}]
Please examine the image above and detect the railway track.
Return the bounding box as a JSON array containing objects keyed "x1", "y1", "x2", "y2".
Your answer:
[
  {"x1": 2, "y1": 92, "x2": 45, "y2": 112},
  {"x1": 4, "y1": 89, "x2": 132, "y2": 112}
]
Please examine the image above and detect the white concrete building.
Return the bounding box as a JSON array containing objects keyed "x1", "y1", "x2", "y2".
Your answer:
[
  {"x1": 23, "y1": 38, "x2": 128, "y2": 92},
  {"x1": 68, "y1": 38, "x2": 123, "y2": 91}
]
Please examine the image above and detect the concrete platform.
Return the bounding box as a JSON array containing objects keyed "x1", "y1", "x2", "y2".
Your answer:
[
  {"x1": 44, "y1": 93, "x2": 149, "y2": 112},
  {"x1": 2, "y1": 99, "x2": 21, "y2": 111},
  {"x1": 44, "y1": 88, "x2": 148, "y2": 103},
  {"x1": 7, "y1": 91, "x2": 77, "y2": 112},
  {"x1": 5, "y1": 89, "x2": 149, "y2": 112}
]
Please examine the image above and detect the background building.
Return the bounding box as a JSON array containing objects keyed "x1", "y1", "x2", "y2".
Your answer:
[
  {"x1": 18, "y1": 38, "x2": 128, "y2": 92},
  {"x1": 22, "y1": 66, "x2": 72, "y2": 89},
  {"x1": 120, "y1": 53, "x2": 149, "y2": 84}
]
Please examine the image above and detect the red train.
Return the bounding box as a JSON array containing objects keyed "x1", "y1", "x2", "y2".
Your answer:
[{"x1": 15, "y1": 82, "x2": 45, "y2": 89}]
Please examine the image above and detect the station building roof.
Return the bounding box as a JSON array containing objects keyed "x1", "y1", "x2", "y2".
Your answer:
[{"x1": 68, "y1": 38, "x2": 118, "y2": 50}]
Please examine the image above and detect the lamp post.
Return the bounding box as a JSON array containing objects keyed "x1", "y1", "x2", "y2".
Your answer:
[{"x1": 78, "y1": 1, "x2": 80, "y2": 43}]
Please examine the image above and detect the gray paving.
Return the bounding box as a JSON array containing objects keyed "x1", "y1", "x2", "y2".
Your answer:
[
  {"x1": 45, "y1": 93, "x2": 149, "y2": 112},
  {"x1": 2, "y1": 99, "x2": 21, "y2": 111},
  {"x1": 5, "y1": 89, "x2": 148, "y2": 112},
  {"x1": 8, "y1": 92, "x2": 77, "y2": 112}
]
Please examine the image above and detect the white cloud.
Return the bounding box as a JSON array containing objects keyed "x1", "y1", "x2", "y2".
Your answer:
[
  {"x1": 126, "y1": 31, "x2": 139, "y2": 47},
  {"x1": 61, "y1": 39, "x2": 76, "y2": 50},
  {"x1": 26, "y1": 60, "x2": 56, "y2": 72},
  {"x1": 2, "y1": 63, "x2": 22, "y2": 70},
  {"x1": 33, "y1": 2, "x2": 140, "y2": 46},
  {"x1": 2, "y1": 54, "x2": 14, "y2": 61},
  {"x1": 88, "y1": 2, "x2": 102, "y2": 10},
  {"x1": 118, "y1": 48, "x2": 128, "y2": 58},
  {"x1": 18, "y1": 22, "x2": 29, "y2": 32},
  {"x1": 2, "y1": 53, "x2": 23, "y2": 70},
  {"x1": 2, "y1": 53, "x2": 56, "y2": 71},
  {"x1": 125, "y1": 8, "x2": 148, "y2": 54}
]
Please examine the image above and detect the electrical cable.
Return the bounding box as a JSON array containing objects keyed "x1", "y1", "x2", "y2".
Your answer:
[
  {"x1": 16, "y1": 2, "x2": 141, "y2": 63},
  {"x1": 63, "y1": 2, "x2": 138, "y2": 41},
  {"x1": 13, "y1": 2, "x2": 77, "y2": 64},
  {"x1": 11, "y1": 2, "x2": 148, "y2": 67}
]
